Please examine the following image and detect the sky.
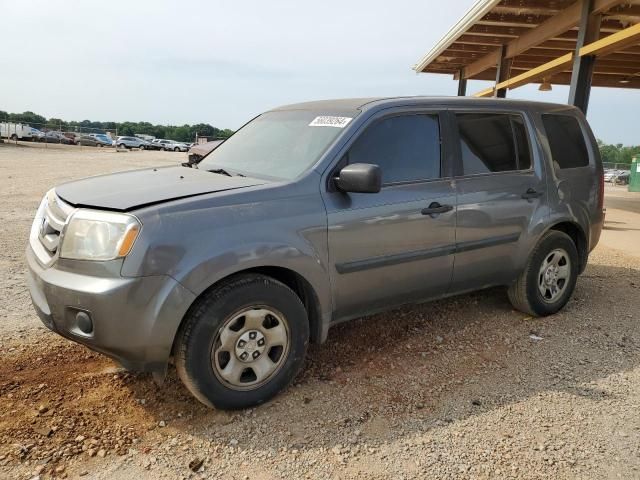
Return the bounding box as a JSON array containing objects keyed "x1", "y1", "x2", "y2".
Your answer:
[{"x1": 1, "y1": 0, "x2": 639, "y2": 144}]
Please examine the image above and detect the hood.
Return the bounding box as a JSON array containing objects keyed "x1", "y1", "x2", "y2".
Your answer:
[{"x1": 55, "y1": 166, "x2": 266, "y2": 211}]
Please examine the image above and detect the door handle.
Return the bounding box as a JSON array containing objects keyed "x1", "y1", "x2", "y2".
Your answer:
[
  {"x1": 521, "y1": 188, "x2": 543, "y2": 200},
  {"x1": 421, "y1": 202, "x2": 453, "y2": 217}
]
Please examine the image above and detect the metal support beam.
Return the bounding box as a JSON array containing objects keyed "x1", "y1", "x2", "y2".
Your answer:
[
  {"x1": 458, "y1": 0, "x2": 622, "y2": 80},
  {"x1": 457, "y1": 69, "x2": 467, "y2": 96},
  {"x1": 495, "y1": 45, "x2": 511, "y2": 98},
  {"x1": 569, "y1": 0, "x2": 602, "y2": 113}
]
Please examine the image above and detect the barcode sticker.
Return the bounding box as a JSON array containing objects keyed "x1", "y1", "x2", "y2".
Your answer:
[{"x1": 308, "y1": 116, "x2": 352, "y2": 128}]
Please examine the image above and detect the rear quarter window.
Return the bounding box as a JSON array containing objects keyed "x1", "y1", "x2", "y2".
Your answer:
[{"x1": 542, "y1": 114, "x2": 590, "y2": 169}]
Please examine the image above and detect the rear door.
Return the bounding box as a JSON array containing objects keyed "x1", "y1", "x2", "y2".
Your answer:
[
  {"x1": 323, "y1": 109, "x2": 457, "y2": 321},
  {"x1": 449, "y1": 110, "x2": 548, "y2": 292},
  {"x1": 540, "y1": 111, "x2": 604, "y2": 256}
]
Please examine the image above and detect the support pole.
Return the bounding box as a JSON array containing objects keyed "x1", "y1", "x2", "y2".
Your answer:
[
  {"x1": 457, "y1": 69, "x2": 467, "y2": 96},
  {"x1": 494, "y1": 45, "x2": 511, "y2": 98},
  {"x1": 569, "y1": 0, "x2": 601, "y2": 114}
]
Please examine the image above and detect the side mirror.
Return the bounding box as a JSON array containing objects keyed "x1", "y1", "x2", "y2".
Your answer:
[{"x1": 334, "y1": 163, "x2": 381, "y2": 194}]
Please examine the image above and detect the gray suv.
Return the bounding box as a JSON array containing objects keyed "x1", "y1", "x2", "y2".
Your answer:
[
  {"x1": 115, "y1": 136, "x2": 149, "y2": 149},
  {"x1": 26, "y1": 97, "x2": 604, "y2": 409}
]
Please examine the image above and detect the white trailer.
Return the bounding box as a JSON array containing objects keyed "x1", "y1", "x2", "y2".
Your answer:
[{"x1": 0, "y1": 123, "x2": 34, "y2": 140}]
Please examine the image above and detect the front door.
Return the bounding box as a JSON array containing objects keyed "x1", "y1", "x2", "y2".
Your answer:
[{"x1": 322, "y1": 111, "x2": 457, "y2": 321}]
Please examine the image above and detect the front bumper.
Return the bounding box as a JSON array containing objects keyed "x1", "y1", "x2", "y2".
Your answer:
[{"x1": 26, "y1": 246, "x2": 196, "y2": 372}]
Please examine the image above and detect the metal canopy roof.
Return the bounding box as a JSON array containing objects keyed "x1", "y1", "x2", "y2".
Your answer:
[{"x1": 414, "y1": 0, "x2": 640, "y2": 93}]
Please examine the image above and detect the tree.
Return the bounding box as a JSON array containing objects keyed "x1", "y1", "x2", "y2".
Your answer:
[
  {"x1": 597, "y1": 139, "x2": 640, "y2": 165},
  {"x1": 0, "y1": 109, "x2": 233, "y2": 140},
  {"x1": 8, "y1": 111, "x2": 46, "y2": 127}
]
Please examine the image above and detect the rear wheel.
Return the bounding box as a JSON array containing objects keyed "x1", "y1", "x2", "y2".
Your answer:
[
  {"x1": 118, "y1": 143, "x2": 126, "y2": 149},
  {"x1": 175, "y1": 274, "x2": 309, "y2": 410},
  {"x1": 10, "y1": 134, "x2": 17, "y2": 140},
  {"x1": 174, "y1": 147, "x2": 180, "y2": 152},
  {"x1": 508, "y1": 231, "x2": 579, "y2": 316}
]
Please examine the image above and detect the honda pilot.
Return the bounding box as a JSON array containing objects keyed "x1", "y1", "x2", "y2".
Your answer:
[{"x1": 27, "y1": 97, "x2": 604, "y2": 409}]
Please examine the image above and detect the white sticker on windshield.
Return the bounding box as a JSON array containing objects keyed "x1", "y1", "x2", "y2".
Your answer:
[{"x1": 308, "y1": 116, "x2": 353, "y2": 128}]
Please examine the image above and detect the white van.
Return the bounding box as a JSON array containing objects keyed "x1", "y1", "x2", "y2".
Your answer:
[{"x1": 0, "y1": 123, "x2": 34, "y2": 140}]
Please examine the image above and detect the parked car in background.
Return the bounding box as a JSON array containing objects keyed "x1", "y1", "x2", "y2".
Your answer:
[
  {"x1": 89, "y1": 134, "x2": 114, "y2": 147},
  {"x1": 115, "y1": 136, "x2": 149, "y2": 149},
  {"x1": 1, "y1": 122, "x2": 34, "y2": 140},
  {"x1": 26, "y1": 97, "x2": 604, "y2": 410},
  {"x1": 63, "y1": 132, "x2": 82, "y2": 145},
  {"x1": 141, "y1": 139, "x2": 163, "y2": 150},
  {"x1": 78, "y1": 135, "x2": 112, "y2": 147},
  {"x1": 153, "y1": 139, "x2": 189, "y2": 151},
  {"x1": 604, "y1": 169, "x2": 619, "y2": 182},
  {"x1": 39, "y1": 131, "x2": 74, "y2": 144},
  {"x1": 30, "y1": 128, "x2": 45, "y2": 140},
  {"x1": 613, "y1": 171, "x2": 630, "y2": 185},
  {"x1": 170, "y1": 141, "x2": 190, "y2": 152}
]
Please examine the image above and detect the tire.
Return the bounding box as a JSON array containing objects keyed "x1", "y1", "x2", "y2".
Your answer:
[
  {"x1": 98, "y1": 143, "x2": 103, "y2": 148},
  {"x1": 508, "y1": 231, "x2": 579, "y2": 317},
  {"x1": 162, "y1": 147, "x2": 167, "y2": 151},
  {"x1": 118, "y1": 143, "x2": 126, "y2": 149},
  {"x1": 10, "y1": 134, "x2": 17, "y2": 140},
  {"x1": 139, "y1": 145, "x2": 145, "y2": 150},
  {"x1": 175, "y1": 273, "x2": 309, "y2": 410},
  {"x1": 174, "y1": 147, "x2": 180, "y2": 152}
]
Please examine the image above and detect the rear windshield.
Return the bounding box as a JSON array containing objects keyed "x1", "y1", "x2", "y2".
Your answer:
[
  {"x1": 542, "y1": 114, "x2": 590, "y2": 169},
  {"x1": 199, "y1": 110, "x2": 356, "y2": 180}
]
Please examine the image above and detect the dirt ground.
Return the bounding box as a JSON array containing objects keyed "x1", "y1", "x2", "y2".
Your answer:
[{"x1": 1, "y1": 143, "x2": 639, "y2": 480}]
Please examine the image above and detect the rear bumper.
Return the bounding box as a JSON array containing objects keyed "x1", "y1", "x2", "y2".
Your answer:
[{"x1": 26, "y1": 246, "x2": 196, "y2": 372}]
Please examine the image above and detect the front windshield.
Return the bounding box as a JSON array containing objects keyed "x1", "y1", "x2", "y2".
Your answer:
[{"x1": 199, "y1": 110, "x2": 356, "y2": 180}]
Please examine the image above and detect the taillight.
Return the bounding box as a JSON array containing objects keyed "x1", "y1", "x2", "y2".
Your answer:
[{"x1": 598, "y1": 173, "x2": 604, "y2": 210}]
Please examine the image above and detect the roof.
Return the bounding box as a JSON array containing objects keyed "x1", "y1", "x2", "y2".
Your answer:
[
  {"x1": 269, "y1": 96, "x2": 577, "y2": 112},
  {"x1": 413, "y1": 0, "x2": 640, "y2": 90}
]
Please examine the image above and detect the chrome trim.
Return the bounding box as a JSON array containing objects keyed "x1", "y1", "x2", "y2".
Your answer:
[{"x1": 33, "y1": 191, "x2": 74, "y2": 264}]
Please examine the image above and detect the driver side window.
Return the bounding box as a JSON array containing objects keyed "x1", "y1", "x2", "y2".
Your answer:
[{"x1": 347, "y1": 114, "x2": 441, "y2": 184}]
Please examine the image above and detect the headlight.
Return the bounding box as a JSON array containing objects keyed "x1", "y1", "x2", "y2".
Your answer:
[{"x1": 60, "y1": 209, "x2": 141, "y2": 261}]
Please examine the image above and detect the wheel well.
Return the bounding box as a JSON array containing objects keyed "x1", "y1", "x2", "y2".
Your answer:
[
  {"x1": 176, "y1": 267, "x2": 323, "y2": 351},
  {"x1": 549, "y1": 222, "x2": 588, "y2": 273},
  {"x1": 244, "y1": 267, "x2": 322, "y2": 344}
]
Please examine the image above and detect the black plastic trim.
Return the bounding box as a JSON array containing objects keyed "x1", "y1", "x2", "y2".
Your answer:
[{"x1": 336, "y1": 232, "x2": 520, "y2": 274}]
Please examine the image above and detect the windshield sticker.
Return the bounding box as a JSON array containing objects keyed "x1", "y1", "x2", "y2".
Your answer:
[{"x1": 308, "y1": 116, "x2": 352, "y2": 128}]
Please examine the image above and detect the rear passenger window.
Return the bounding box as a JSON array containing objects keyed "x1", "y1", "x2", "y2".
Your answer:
[
  {"x1": 512, "y1": 116, "x2": 531, "y2": 170},
  {"x1": 456, "y1": 113, "x2": 531, "y2": 175},
  {"x1": 348, "y1": 114, "x2": 440, "y2": 184},
  {"x1": 542, "y1": 114, "x2": 589, "y2": 169}
]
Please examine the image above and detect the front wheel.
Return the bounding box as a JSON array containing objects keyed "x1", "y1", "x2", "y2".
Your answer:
[
  {"x1": 175, "y1": 274, "x2": 309, "y2": 410},
  {"x1": 508, "y1": 231, "x2": 579, "y2": 317}
]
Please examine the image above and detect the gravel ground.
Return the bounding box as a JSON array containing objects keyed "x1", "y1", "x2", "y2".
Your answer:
[{"x1": 1, "y1": 143, "x2": 639, "y2": 480}]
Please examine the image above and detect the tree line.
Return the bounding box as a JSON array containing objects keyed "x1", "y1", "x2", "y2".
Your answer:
[
  {"x1": 597, "y1": 140, "x2": 640, "y2": 165},
  {"x1": 0, "y1": 110, "x2": 234, "y2": 142}
]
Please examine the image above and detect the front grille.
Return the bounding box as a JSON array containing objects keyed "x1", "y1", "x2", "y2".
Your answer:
[{"x1": 35, "y1": 191, "x2": 74, "y2": 261}]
